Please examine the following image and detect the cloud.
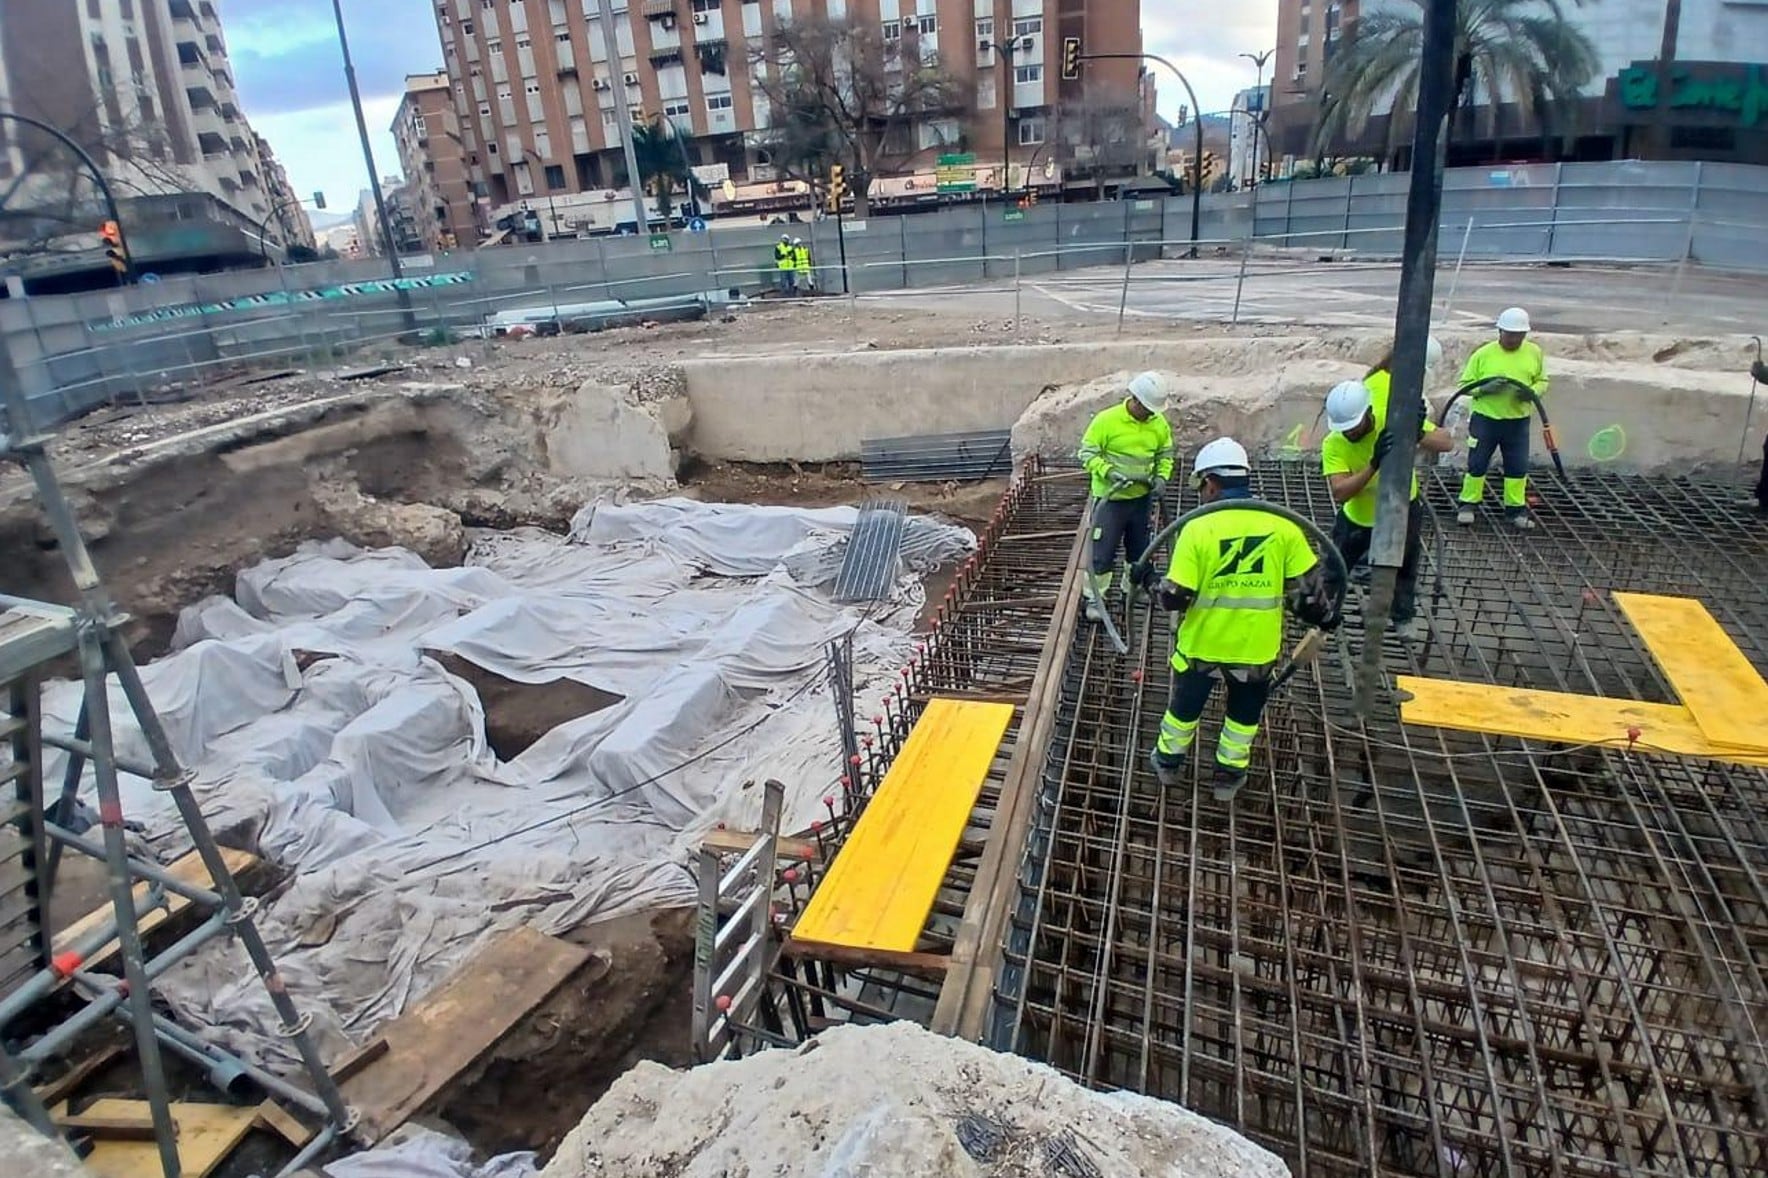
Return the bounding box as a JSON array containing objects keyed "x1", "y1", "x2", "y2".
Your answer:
[
  {"x1": 226, "y1": 0, "x2": 442, "y2": 116},
  {"x1": 1143, "y1": 4, "x2": 1279, "y2": 120},
  {"x1": 251, "y1": 95, "x2": 405, "y2": 219}
]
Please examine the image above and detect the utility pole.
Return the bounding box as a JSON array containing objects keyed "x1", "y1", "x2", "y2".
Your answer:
[
  {"x1": 519, "y1": 148, "x2": 561, "y2": 239},
  {"x1": 1081, "y1": 53, "x2": 1202, "y2": 255},
  {"x1": 595, "y1": 0, "x2": 653, "y2": 234},
  {"x1": 331, "y1": 0, "x2": 403, "y2": 281},
  {"x1": 1355, "y1": 0, "x2": 1457, "y2": 712},
  {"x1": 986, "y1": 38, "x2": 1029, "y2": 195}
]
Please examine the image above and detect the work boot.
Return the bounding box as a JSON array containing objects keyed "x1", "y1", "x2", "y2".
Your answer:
[
  {"x1": 1148, "y1": 748, "x2": 1186, "y2": 788},
  {"x1": 1510, "y1": 513, "x2": 1538, "y2": 531},
  {"x1": 1211, "y1": 764, "x2": 1249, "y2": 803},
  {"x1": 1394, "y1": 615, "x2": 1429, "y2": 643},
  {"x1": 1455, "y1": 505, "x2": 1476, "y2": 525}
]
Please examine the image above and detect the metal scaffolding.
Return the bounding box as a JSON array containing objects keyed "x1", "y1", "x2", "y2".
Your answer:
[
  {"x1": 0, "y1": 382, "x2": 354, "y2": 1174},
  {"x1": 984, "y1": 460, "x2": 1768, "y2": 1177}
]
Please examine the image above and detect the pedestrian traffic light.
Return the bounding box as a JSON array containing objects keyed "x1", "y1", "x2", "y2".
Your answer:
[
  {"x1": 98, "y1": 219, "x2": 128, "y2": 278},
  {"x1": 1061, "y1": 37, "x2": 1082, "y2": 81},
  {"x1": 1025, "y1": 188, "x2": 1039, "y2": 207},
  {"x1": 827, "y1": 164, "x2": 846, "y2": 213}
]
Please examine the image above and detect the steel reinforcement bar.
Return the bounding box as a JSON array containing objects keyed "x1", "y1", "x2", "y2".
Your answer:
[{"x1": 977, "y1": 460, "x2": 1767, "y2": 1178}]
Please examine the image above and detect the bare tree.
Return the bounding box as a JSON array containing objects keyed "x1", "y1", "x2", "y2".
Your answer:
[
  {"x1": 750, "y1": 15, "x2": 970, "y2": 216},
  {"x1": 1053, "y1": 94, "x2": 1147, "y2": 199},
  {"x1": 0, "y1": 101, "x2": 196, "y2": 265}
]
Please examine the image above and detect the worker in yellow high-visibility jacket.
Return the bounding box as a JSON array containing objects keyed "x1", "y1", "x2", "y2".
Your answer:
[
  {"x1": 1076, "y1": 372, "x2": 1175, "y2": 621},
  {"x1": 1457, "y1": 307, "x2": 1549, "y2": 529},
  {"x1": 774, "y1": 234, "x2": 797, "y2": 295},
  {"x1": 1149, "y1": 437, "x2": 1337, "y2": 802},
  {"x1": 793, "y1": 238, "x2": 813, "y2": 292}
]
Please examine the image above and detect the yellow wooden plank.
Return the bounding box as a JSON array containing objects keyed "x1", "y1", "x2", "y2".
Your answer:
[
  {"x1": 1397, "y1": 676, "x2": 1768, "y2": 770},
  {"x1": 792, "y1": 698, "x2": 1014, "y2": 954},
  {"x1": 80, "y1": 1100, "x2": 258, "y2": 1178},
  {"x1": 1612, "y1": 592, "x2": 1768, "y2": 752},
  {"x1": 52, "y1": 846, "x2": 260, "y2": 969}
]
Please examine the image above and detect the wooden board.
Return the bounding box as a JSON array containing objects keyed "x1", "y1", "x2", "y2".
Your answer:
[
  {"x1": 1396, "y1": 676, "x2": 1768, "y2": 769},
  {"x1": 340, "y1": 926, "x2": 591, "y2": 1144},
  {"x1": 252, "y1": 1100, "x2": 314, "y2": 1149},
  {"x1": 77, "y1": 1100, "x2": 258, "y2": 1178},
  {"x1": 51, "y1": 847, "x2": 259, "y2": 973},
  {"x1": 1613, "y1": 592, "x2": 1768, "y2": 752},
  {"x1": 792, "y1": 698, "x2": 1015, "y2": 955}
]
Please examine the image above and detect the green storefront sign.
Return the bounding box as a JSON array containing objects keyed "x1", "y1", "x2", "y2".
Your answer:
[
  {"x1": 1616, "y1": 62, "x2": 1768, "y2": 127},
  {"x1": 1003, "y1": 209, "x2": 1026, "y2": 223},
  {"x1": 649, "y1": 233, "x2": 672, "y2": 251}
]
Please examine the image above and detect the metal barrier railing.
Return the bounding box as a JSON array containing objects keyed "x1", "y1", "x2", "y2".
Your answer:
[{"x1": 7, "y1": 205, "x2": 1763, "y2": 428}]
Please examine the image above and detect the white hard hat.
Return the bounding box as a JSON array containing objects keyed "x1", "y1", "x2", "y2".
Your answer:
[
  {"x1": 1425, "y1": 335, "x2": 1443, "y2": 372},
  {"x1": 1126, "y1": 371, "x2": 1169, "y2": 413},
  {"x1": 1496, "y1": 307, "x2": 1531, "y2": 333},
  {"x1": 793, "y1": 236, "x2": 804, "y2": 244},
  {"x1": 1192, "y1": 436, "x2": 1250, "y2": 482},
  {"x1": 1325, "y1": 380, "x2": 1373, "y2": 433}
]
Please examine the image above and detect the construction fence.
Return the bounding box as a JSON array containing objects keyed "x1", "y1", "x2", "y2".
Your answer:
[{"x1": 1, "y1": 159, "x2": 1764, "y2": 430}]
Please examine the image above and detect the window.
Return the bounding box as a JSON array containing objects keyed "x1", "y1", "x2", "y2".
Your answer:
[
  {"x1": 706, "y1": 92, "x2": 733, "y2": 111},
  {"x1": 480, "y1": 102, "x2": 493, "y2": 115},
  {"x1": 557, "y1": 30, "x2": 571, "y2": 41},
  {"x1": 526, "y1": 81, "x2": 542, "y2": 93},
  {"x1": 663, "y1": 99, "x2": 691, "y2": 116},
  {"x1": 603, "y1": 109, "x2": 616, "y2": 124},
  {"x1": 1014, "y1": 63, "x2": 1041, "y2": 84},
  {"x1": 1011, "y1": 17, "x2": 1040, "y2": 37},
  {"x1": 545, "y1": 163, "x2": 566, "y2": 188},
  {"x1": 1294, "y1": 59, "x2": 1308, "y2": 82},
  {"x1": 975, "y1": 17, "x2": 993, "y2": 39},
  {"x1": 1299, "y1": 10, "x2": 1310, "y2": 34},
  {"x1": 916, "y1": 14, "x2": 936, "y2": 33},
  {"x1": 483, "y1": 0, "x2": 495, "y2": 8},
  {"x1": 487, "y1": 141, "x2": 498, "y2": 153},
  {"x1": 1018, "y1": 117, "x2": 1044, "y2": 145},
  {"x1": 462, "y1": 19, "x2": 474, "y2": 33},
  {"x1": 882, "y1": 20, "x2": 900, "y2": 41},
  {"x1": 498, "y1": 85, "x2": 513, "y2": 98},
  {"x1": 691, "y1": 0, "x2": 719, "y2": 10},
  {"x1": 488, "y1": 39, "x2": 502, "y2": 51},
  {"x1": 516, "y1": 35, "x2": 531, "y2": 47}
]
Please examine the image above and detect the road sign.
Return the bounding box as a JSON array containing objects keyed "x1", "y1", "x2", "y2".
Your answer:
[
  {"x1": 687, "y1": 217, "x2": 707, "y2": 233},
  {"x1": 936, "y1": 152, "x2": 977, "y2": 194},
  {"x1": 649, "y1": 233, "x2": 672, "y2": 251},
  {"x1": 1003, "y1": 209, "x2": 1026, "y2": 223}
]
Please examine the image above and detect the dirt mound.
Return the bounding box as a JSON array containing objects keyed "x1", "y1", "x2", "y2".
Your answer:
[{"x1": 540, "y1": 1021, "x2": 1287, "y2": 1178}]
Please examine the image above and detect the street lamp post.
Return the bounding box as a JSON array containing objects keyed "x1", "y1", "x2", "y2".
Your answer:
[
  {"x1": 983, "y1": 37, "x2": 1033, "y2": 194},
  {"x1": 331, "y1": 0, "x2": 403, "y2": 282},
  {"x1": 1239, "y1": 49, "x2": 1274, "y2": 186},
  {"x1": 258, "y1": 193, "x2": 322, "y2": 263}
]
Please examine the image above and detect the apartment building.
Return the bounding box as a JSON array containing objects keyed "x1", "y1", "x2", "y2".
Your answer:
[
  {"x1": 427, "y1": 0, "x2": 1148, "y2": 220},
  {"x1": 393, "y1": 72, "x2": 479, "y2": 252},
  {"x1": 259, "y1": 132, "x2": 318, "y2": 254},
  {"x1": 1267, "y1": 0, "x2": 1350, "y2": 164},
  {"x1": 0, "y1": 0, "x2": 308, "y2": 281}
]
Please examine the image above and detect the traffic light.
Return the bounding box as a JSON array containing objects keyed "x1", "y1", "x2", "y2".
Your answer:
[
  {"x1": 98, "y1": 219, "x2": 128, "y2": 279},
  {"x1": 1061, "y1": 37, "x2": 1082, "y2": 81},
  {"x1": 827, "y1": 163, "x2": 846, "y2": 213},
  {"x1": 1025, "y1": 187, "x2": 1039, "y2": 207}
]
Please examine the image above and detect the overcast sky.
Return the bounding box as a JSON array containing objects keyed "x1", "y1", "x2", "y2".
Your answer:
[{"x1": 229, "y1": 0, "x2": 1278, "y2": 214}]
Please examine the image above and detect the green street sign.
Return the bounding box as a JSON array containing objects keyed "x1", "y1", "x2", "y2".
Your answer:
[
  {"x1": 936, "y1": 152, "x2": 977, "y2": 194},
  {"x1": 649, "y1": 233, "x2": 672, "y2": 251},
  {"x1": 1616, "y1": 61, "x2": 1768, "y2": 127},
  {"x1": 1003, "y1": 209, "x2": 1026, "y2": 222}
]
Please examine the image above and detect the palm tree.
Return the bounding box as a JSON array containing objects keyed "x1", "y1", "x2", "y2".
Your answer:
[
  {"x1": 1314, "y1": 0, "x2": 1600, "y2": 163},
  {"x1": 630, "y1": 116, "x2": 705, "y2": 223}
]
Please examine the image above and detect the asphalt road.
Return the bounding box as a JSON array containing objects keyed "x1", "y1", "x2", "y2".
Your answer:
[{"x1": 883, "y1": 257, "x2": 1768, "y2": 338}]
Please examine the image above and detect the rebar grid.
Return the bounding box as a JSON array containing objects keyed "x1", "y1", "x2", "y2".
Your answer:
[
  {"x1": 772, "y1": 461, "x2": 1091, "y2": 1022},
  {"x1": 994, "y1": 461, "x2": 1768, "y2": 1178}
]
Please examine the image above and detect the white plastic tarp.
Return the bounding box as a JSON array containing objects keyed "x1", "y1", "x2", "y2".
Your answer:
[{"x1": 44, "y1": 498, "x2": 972, "y2": 1071}]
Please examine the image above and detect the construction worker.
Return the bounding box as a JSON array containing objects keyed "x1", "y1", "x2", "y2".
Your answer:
[
  {"x1": 793, "y1": 237, "x2": 813, "y2": 293},
  {"x1": 1457, "y1": 307, "x2": 1549, "y2": 528},
  {"x1": 1077, "y1": 372, "x2": 1174, "y2": 621},
  {"x1": 1321, "y1": 378, "x2": 1452, "y2": 641},
  {"x1": 1149, "y1": 438, "x2": 1336, "y2": 801},
  {"x1": 774, "y1": 234, "x2": 796, "y2": 295}
]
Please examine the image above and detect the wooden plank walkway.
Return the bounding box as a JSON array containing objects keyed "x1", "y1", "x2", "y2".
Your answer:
[
  {"x1": 791, "y1": 698, "x2": 1014, "y2": 958},
  {"x1": 1613, "y1": 591, "x2": 1768, "y2": 752}
]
